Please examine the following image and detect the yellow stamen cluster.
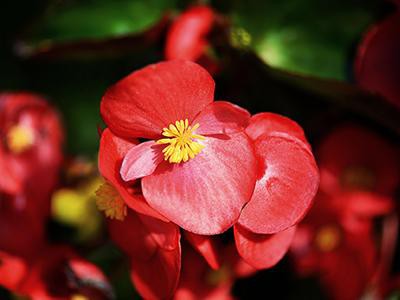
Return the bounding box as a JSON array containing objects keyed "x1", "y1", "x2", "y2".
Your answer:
[
  {"x1": 71, "y1": 295, "x2": 89, "y2": 300},
  {"x1": 315, "y1": 225, "x2": 341, "y2": 252},
  {"x1": 156, "y1": 119, "x2": 205, "y2": 164},
  {"x1": 6, "y1": 124, "x2": 35, "y2": 154},
  {"x1": 95, "y1": 182, "x2": 127, "y2": 221}
]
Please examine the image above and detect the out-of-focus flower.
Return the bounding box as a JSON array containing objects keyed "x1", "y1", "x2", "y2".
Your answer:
[
  {"x1": 165, "y1": 6, "x2": 219, "y2": 73},
  {"x1": 354, "y1": 11, "x2": 400, "y2": 108},
  {"x1": 0, "y1": 93, "x2": 64, "y2": 258},
  {"x1": 0, "y1": 245, "x2": 112, "y2": 300},
  {"x1": 0, "y1": 93, "x2": 64, "y2": 219},
  {"x1": 291, "y1": 124, "x2": 399, "y2": 300},
  {"x1": 290, "y1": 192, "x2": 378, "y2": 300}
]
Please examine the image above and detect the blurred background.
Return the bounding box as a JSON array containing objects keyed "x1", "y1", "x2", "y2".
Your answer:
[{"x1": 1, "y1": 0, "x2": 399, "y2": 299}]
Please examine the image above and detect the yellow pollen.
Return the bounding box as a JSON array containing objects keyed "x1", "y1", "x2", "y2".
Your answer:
[
  {"x1": 95, "y1": 182, "x2": 127, "y2": 221},
  {"x1": 156, "y1": 119, "x2": 205, "y2": 164},
  {"x1": 6, "y1": 124, "x2": 35, "y2": 154},
  {"x1": 315, "y1": 225, "x2": 341, "y2": 252}
]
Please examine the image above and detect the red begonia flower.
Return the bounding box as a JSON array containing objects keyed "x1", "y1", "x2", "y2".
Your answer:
[
  {"x1": 101, "y1": 60, "x2": 258, "y2": 235},
  {"x1": 165, "y1": 6, "x2": 217, "y2": 73},
  {"x1": 108, "y1": 208, "x2": 181, "y2": 300},
  {"x1": 0, "y1": 93, "x2": 63, "y2": 219},
  {"x1": 317, "y1": 125, "x2": 399, "y2": 196},
  {"x1": 238, "y1": 113, "x2": 319, "y2": 234},
  {"x1": 290, "y1": 192, "x2": 378, "y2": 300},
  {"x1": 354, "y1": 11, "x2": 400, "y2": 108}
]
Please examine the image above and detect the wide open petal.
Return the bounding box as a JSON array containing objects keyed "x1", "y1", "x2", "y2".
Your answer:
[
  {"x1": 239, "y1": 133, "x2": 319, "y2": 234},
  {"x1": 143, "y1": 132, "x2": 257, "y2": 235},
  {"x1": 245, "y1": 112, "x2": 307, "y2": 144},
  {"x1": 120, "y1": 141, "x2": 164, "y2": 181},
  {"x1": 184, "y1": 231, "x2": 220, "y2": 269},
  {"x1": 98, "y1": 129, "x2": 166, "y2": 220},
  {"x1": 101, "y1": 60, "x2": 215, "y2": 139},
  {"x1": 194, "y1": 101, "x2": 250, "y2": 135},
  {"x1": 234, "y1": 224, "x2": 296, "y2": 269},
  {"x1": 130, "y1": 244, "x2": 181, "y2": 300}
]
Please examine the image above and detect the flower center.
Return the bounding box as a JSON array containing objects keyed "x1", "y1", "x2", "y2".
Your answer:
[
  {"x1": 95, "y1": 182, "x2": 127, "y2": 221},
  {"x1": 314, "y1": 225, "x2": 341, "y2": 252},
  {"x1": 156, "y1": 119, "x2": 205, "y2": 164},
  {"x1": 6, "y1": 124, "x2": 35, "y2": 154}
]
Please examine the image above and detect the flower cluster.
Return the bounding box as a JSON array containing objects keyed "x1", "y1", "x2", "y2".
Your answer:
[{"x1": 97, "y1": 60, "x2": 319, "y2": 298}]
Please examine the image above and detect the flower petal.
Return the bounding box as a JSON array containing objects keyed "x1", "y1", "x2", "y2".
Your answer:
[
  {"x1": 101, "y1": 60, "x2": 215, "y2": 139},
  {"x1": 130, "y1": 245, "x2": 181, "y2": 300},
  {"x1": 99, "y1": 129, "x2": 167, "y2": 220},
  {"x1": 108, "y1": 209, "x2": 180, "y2": 261},
  {"x1": 245, "y1": 112, "x2": 308, "y2": 144},
  {"x1": 142, "y1": 132, "x2": 257, "y2": 235},
  {"x1": 165, "y1": 6, "x2": 214, "y2": 61},
  {"x1": 184, "y1": 232, "x2": 220, "y2": 269},
  {"x1": 238, "y1": 133, "x2": 319, "y2": 234},
  {"x1": 355, "y1": 12, "x2": 400, "y2": 108},
  {"x1": 234, "y1": 224, "x2": 296, "y2": 269},
  {"x1": 120, "y1": 141, "x2": 164, "y2": 181},
  {"x1": 194, "y1": 101, "x2": 251, "y2": 135}
]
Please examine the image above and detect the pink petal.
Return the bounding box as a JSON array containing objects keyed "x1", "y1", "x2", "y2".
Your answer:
[
  {"x1": 120, "y1": 141, "x2": 164, "y2": 181},
  {"x1": 239, "y1": 133, "x2": 319, "y2": 234},
  {"x1": 234, "y1": 224, "x2": 296, "y2": 269},
  {"x1": 194, "y1": 101, "x2": 251, "y2": 135},
  {"x1": 142, "y1": 132, "x2": 257, "y2": 235},
  {"x1": 184, "y1": 232, "x2": 220, "y2": 269},
  {"x1": 101, "y1": 60, "x2": 215, "y2": 139},
  {"x1": 245, "y1": 112, "x2": 308, "y2": 144}
]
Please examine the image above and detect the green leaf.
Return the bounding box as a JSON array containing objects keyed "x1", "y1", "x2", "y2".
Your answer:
[
  {"x1": 28, "y1": 0, "x2": 176, "y2": 44},
  {"x1": 231, "y1": 0, "x2": 381, "y2": 80}
]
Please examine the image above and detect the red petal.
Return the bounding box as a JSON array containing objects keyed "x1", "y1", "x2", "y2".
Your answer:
[
  {"x1": 108, "y1": 209, "x2": 180, "y2": 261},
  {"x1": 101, "y1": 60, "x2": 215, "y2": 139},
  {"x1": 98, "y1": 129, "x2": 166, "y2": 220},
  {"x1": 245, "y1": 112, "x2": 308, "y2": 144},
  {"x1": 120, "y1": 141, "x2": 164, "y2": 181},
  {"x1": 184, "y1": 231, "x2": 220, "y2": 269},
  {"x1": 130, "y1": 244, "x2": 181, "y2": 300},
  {"x1": 239, "y1": 133, "x2": 319, "y2": 234},
  {"x1": 194, "y1": 101, "x2": 251, "y2": 135},
  {"x1": 234, "y1": 224, "x2": 296, "y2": 269},
  {"x1": 142, "y1": 132, "x2": 257, "y2": 235},
  {"x1": 165, "y1": 6, "x2": 214, "y2": 61},
  {"x1": 355, "y1": 12, "x2": 400, "y2": 108}
]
